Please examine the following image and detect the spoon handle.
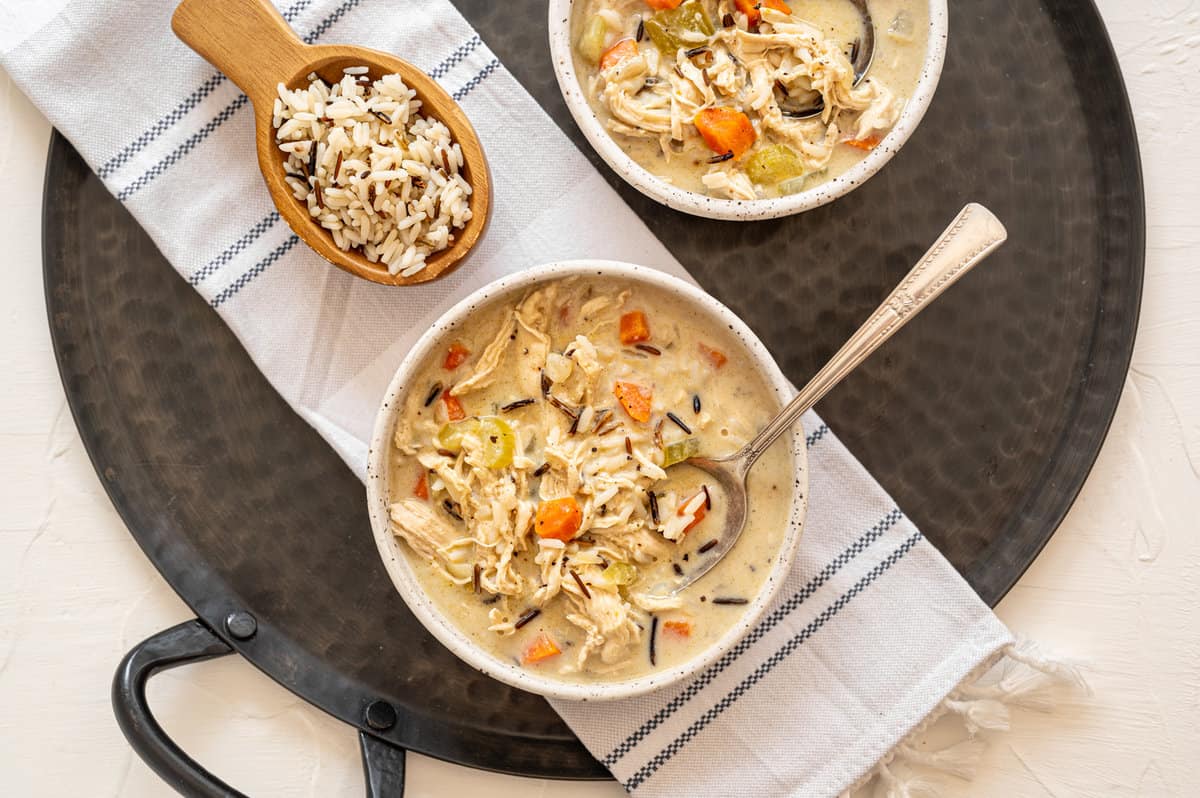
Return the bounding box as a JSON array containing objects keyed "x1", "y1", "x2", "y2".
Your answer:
[
  {"x1": 172, "y1": 0, "x2": 310, "y2": 102},
  {"x1": 738, "y1": 203, "x2": 1008, "y2": 470}
]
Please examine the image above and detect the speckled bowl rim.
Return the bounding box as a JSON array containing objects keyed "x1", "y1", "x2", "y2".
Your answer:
[
  {"x1": 547, "y1": 0, "x2": 949, "y2": 220},
  {"x1": 366, "y1": 261, "x2": 808, "y2": 701}
]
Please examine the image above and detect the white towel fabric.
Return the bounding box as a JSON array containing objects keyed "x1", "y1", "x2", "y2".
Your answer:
[{"x1": 2, "y1": 1, "x2": 1013, "y2": 795}]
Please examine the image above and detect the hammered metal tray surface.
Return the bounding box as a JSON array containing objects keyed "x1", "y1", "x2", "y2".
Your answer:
[{"x1": 43, "y1": 0, "x2": 1142, "y2": 781}]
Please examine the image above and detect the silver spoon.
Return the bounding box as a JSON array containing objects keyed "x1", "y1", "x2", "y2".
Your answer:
[
  {"x1": 780, "y1": 0, "x2": 875, "y2": 119},
  {"x1": 658, "y1": 204, "x2": 1008, "y2": 596}
]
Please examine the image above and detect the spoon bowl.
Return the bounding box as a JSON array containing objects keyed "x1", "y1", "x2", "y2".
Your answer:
[
  {"x1": 784, "y1": 0, "x2": 876, "y2": 119},
  {"x1": 172, "y1": 0, "x2": 490, "y2": 285},
  {"x1": 656, "y1": 203, "x2": 1009, "y2": 596}
]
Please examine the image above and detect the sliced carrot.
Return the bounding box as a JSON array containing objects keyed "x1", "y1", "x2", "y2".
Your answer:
[
  {"x1": 443, "y1": 391, "x2": 466, "y2": 421},
  {"x1": 678, "y1": 489, "x2": 708, "y2": 534},
  {"x1": 645, "y1": 0, "x2": 683, "y2": 8},
  {"x1": 663, "y1": 619, "x2": 693, "y2": 638},
  {"x1": 698, "y1": 342, "x2": 728, "y2": 368},
  {"x1": 443, "y1": 342, "x2": 471, "y2": 370},
  {"x1": 599, "y1": 38, "x2": 639, "y2": 70},
  {"x1": 522, "y1": 632, "x2": 562, "y2": 665},
  {"x1": 843, "y1": 135, "x2": 882, "y2": 151},
  {"x1": 619, "y1": 311, "x2": 651, "y2": 345},
  {"x1": 694, "y1": 107, "x2": 757, "y2": 159},
  {"x1": 535, "y1": 497, "x2": 583, "y2": 541},
  {"x1": 734, "y1": 0, "x2": 791, "y2": 27},
  {"x1": 614, "y1": 381, "x2": 653, "y2": 422},
  {"x1": 414, "y1": 471, "x2": 429, "y2": 500}
]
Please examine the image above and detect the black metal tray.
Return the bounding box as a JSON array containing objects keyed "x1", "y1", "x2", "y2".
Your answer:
[{"x1": 43, "y1": 1, "x2": 1142, "y2": 795}]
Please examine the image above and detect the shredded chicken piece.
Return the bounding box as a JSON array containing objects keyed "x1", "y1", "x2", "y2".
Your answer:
[{"x1": 390, "y1": 499, "x2": 474, "y2": 584}]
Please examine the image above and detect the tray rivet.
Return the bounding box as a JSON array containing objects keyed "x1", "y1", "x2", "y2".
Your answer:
[
  {"x1": 224, "y1": 611, "x2": 257, "y2": 640},
  {"x1": 364, "y1": 700, "x2": 397, "y2": 731}
]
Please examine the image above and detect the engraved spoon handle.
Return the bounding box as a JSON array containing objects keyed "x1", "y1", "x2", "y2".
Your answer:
[{"x1": 737, "y1": 203, "x2": 1008, "y2": 471}]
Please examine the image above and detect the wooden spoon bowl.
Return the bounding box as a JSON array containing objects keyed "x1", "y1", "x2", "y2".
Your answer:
[{"x1": 172, "y1": 0, "x2": 490, "y2": 286}]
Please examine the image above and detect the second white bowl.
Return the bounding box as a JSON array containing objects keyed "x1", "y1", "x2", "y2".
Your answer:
[{"x1": 365, "y1": 261, "x2": 809, "y2": 701}]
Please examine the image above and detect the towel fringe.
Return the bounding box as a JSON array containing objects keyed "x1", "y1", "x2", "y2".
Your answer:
[{"x1": 843, "y1": 640, "x2": 1088, "y2": 796}]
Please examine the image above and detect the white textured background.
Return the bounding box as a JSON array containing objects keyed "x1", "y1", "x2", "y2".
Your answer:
[{"x1": 2, "y1": 1, "x2": 1198, "y2": 795}]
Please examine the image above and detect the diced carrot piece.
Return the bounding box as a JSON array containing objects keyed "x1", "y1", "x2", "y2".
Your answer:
[
  {"x1": 599, "y1": 38, "x2": 639, "y2": 70},
  {"x1": 645, "y1": 0, "x2": 683, "y2": 9},
  {"x1": 614, "y1": 381, "x2": 653, "y2": 422},
  {"x1": 734, "y1": 0, "x2": 791, "y2": 26},
  {"x1": 698, "y1": 342, "x2": 728, "y2": 368},
  {"x1": 414, "y1": 471, "x2": 429, "y2": 500},
  {"x1": 535, "y1": 497, "x2": 583, "y2": 541},
  {"x1": 522, "y1": 632, "x2": 562, "y2": 665},
  {"x1": 620, "y1": 311, "x2": 651, "y2": 345},
  {"x1": 843, "y1": 135, "x2": 882, "y2": 151},
  {"x1": 443, "y1": 391, "x2": 466, "y2": 421},
  {"x1": 443, "y1": 342, "x2": 471, "y2": 370},
  {"x1": 663, "y1": 619, "x2": 693, "y2": 638},
  {"x1": 693, "y1": 107, "x2": 757, "y2": 159},
  {"x1": 678, "y1": 488, "x2": 708, "y2": 534}
]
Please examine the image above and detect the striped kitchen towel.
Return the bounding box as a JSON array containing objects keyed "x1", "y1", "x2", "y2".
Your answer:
[{"x1": 2, "y1": 0, "x2": 1057, "y2": 794}]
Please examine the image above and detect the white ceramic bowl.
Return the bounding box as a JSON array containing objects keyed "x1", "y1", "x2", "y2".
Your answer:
[
  {"x1": 366, "y1": 261, "x2": 808, "y2": 701},
  {"x1": 548, "y1": 0, "x2": 948, "y2": 220}
]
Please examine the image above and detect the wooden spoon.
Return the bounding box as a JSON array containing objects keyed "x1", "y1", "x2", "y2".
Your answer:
[{"x1": 172, "y1": 0, "x2": 490, "y2": 286}]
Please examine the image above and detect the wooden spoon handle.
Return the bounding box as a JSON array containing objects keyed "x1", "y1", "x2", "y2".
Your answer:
[{"x1": 172, "y1": 0, "x2": 310, "y2": 102}]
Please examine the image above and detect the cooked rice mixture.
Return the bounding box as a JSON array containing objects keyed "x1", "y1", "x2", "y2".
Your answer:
[{"x1": 274, "y1": 68, "x2": 472, "y2": 277}]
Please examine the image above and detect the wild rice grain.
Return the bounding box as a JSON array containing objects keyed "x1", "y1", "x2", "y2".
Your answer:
[
  {"x1": 424, "y1": 382, "x2": 443, "y2": 406},
  {"x1": 514, "y1": 608, "x2": 541, "y2": 629},
  {"x1": 570, "y1": 570, "x2": 592, "y2": 600},
  {"x1": 649, "y1": 615, "x2": 659, "y2": 665},
  {"x1": 666, "y1": 411, "x2": 692, "y2": 434}
]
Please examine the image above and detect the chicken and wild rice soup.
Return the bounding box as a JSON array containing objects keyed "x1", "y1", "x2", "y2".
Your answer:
[
  {"x1": 386, "y1": 278, "x2": 793, "y2": 681},
  {"x1": 572, "y1": 0, "x2": 929, "y2": 200}
]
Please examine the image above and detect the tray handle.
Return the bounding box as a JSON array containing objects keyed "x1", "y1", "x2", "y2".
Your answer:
[{"x1": 112, "y1": 619, "x2": 408, "y2": 797}]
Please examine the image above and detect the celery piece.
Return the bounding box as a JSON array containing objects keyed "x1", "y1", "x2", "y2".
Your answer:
[
  {"x1": 744, "y1": 144, "x2": 806, "y2": 186},
  {"x1": 436, "y1": 418, "x2": 479, "y2": 453},
  {"x1": 578, "y1": 15, "x2": 609, "y2": 64},
  {"x1": 436, "y1": 416, "x2": 514, "y2": 468},
  {"x1": 602, "y1": 561, "x2": 639, "y2": 585},
  {"x1": 662, "y1": 438, "x2": 700, "y2": 467},
  {"x1": 477, "y1": 417, "x2": 515, "y2": 469},
  {"x1": 644, "y1": 0, "x2": 715, "y2": 55}
]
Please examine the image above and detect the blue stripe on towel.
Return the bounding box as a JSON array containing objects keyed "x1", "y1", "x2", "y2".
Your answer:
[
  {"x1": 453, "y1": 58, "x2": 500, "y2": 101},
  {"x1": 211, "y1": 235, "x2": 299, "y2": 308},
  {"x1": 300, "y1": 0, "x2": 362, "y2": 44},
  {"x1": 603, "y1": 504, "x2": 902, "y2": 767},
  {"x1": 97, "y1": 0, "x2": 315, "y2": 179},
  {"x1": 429, "y1": 35, "x2": 481, "y2": 79},
  {"x1": 117, "y1": 94, "x2": 250, "y2": 201},
  {"x1": 806, "y1": 423, "x2": 829, "y2": 448},
  {"x1": 623, "y1": 530, "x2": 924, "y2": 791},
  {"x1": 189, "y1": 211, "x2": 281, "y2": 286},
  {"x1": 115, "y1": 0, "x2": 363, "y2": 201}
]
